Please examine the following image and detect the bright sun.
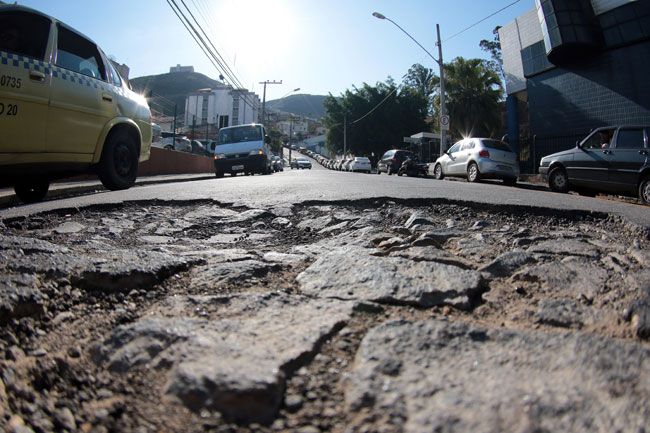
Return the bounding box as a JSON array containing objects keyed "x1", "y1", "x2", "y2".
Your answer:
[{"x1": 211, "y1": 0, "x2": 297, "y2": 75}]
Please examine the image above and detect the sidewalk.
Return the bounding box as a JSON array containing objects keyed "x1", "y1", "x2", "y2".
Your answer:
[{"x1": 0, "y1": 173, "x2": 215, "y2": 207}]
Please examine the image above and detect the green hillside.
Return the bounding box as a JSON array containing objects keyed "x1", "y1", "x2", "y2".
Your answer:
[
  {"x1": 130, "y1": 71, "x2": 222, "y2": 116},
  {"x1": 266, "y1": 94, "x2": 328, "y2": 119}
]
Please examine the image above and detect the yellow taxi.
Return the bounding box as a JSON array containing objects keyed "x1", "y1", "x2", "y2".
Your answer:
[{"x1": 0, "y1": 4, "x2": 151, "y2": 203}]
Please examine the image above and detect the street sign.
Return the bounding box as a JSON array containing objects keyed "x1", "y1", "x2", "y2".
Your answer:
[{"x1": 440, "y1": 115, "x2": 450, "y2": 131}]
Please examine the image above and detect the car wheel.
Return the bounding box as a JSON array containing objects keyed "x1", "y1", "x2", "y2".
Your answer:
[
  {"x1": 98, "y1": 130, "x2": 138, "y2": 190},
  {"x1": 467, "y1": 162, "x2": 480, "y2": 183},
  {"x1": 434, "y1": 164, "x2": 444, "y2": 180},
  {"x1": 387, "y1": 166, "x2": 393, "y2": 175},
  {"x1": 548, "y1": 167, "x2": 569, "y2": 193},
  {"x1": 215, "y1": 170, "x2": 224, "y2": 178},
  {"x1": 503, "y1": 177, "x2": 517, "y2": 186},
  {"x1": 639, "y1": 176, "x2": 650, "y2": 204},
  {"x1": 14, "y1": 180, "x2": 49, "y2": 204},
  {"x1": 231, "y1": 172, "x2": 237, "y2": 177}
]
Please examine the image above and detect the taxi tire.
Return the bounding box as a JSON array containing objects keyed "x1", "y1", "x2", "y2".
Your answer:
[
  {"x1": 98, "y1": 130, "x2": 138, "y2": 190},
  {"x1": 14, "y1": 180, "x2": 50, "y2": 204}
]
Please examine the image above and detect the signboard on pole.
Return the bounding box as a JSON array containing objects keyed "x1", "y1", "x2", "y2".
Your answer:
[{"x1": 439, "y1": 115, "x2": 450, "y2": 131}]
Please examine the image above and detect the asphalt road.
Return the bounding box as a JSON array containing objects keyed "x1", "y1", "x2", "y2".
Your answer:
[{"x1": 1, "y1": 156, "x2": 649, "y2": 229}]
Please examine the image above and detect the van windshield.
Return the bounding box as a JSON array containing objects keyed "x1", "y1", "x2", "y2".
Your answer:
[{"x1": 218, "y1": 125, "x2": 263, "y2": 145}]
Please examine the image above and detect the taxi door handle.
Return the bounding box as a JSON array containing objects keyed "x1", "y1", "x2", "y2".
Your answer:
[
  {"x1": 29, "y1": 70, "x2": 46, "y2": 82},
  {"x1": 101, "y1": 93, "x2": 113, "y2": 102}
]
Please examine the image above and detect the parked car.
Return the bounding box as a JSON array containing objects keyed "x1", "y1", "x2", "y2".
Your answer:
[
  {"x1": 433, "y1": 138, "x2": 519, "y2": 185},
  {"x1": 378, "y1": 150, "x2": 417, "y2": 175},
  {"x1": 161, "y1": 134, "x2": 192, "y2": 152},
  {"x1": 0, "y1": 4, "x2": 152, "y2": 203},
  {"x1": 271, "y1": 155, "x2": 284, "y2": 172},
  {"x1": 539, "y1": 126, "x2": 650, "y2": 203},
  {"x1": 191, "y1": 140, "x2": 207, "y2": 155},
  {"x1": 343, "y1": 158, "x2": 355, "y2": 172},
  {"x1": 200, "y1": 139, "x2": 218, "y2": 154},
  {"x1": 348, "y1": 157, "x2": 372, "y2": 173}
]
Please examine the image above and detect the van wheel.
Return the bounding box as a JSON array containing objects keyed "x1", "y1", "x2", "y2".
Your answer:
[
  {"x1": 639, "y1": 175, "x2": 650, "y2": 204},
  {"x1": 467, "y1": 162, "x2": 480, "y2": 182},
  {"x1": 548, "y1": 167, "x2": 569, "y2": 193},
  {"x1": 14, "y1": 180, "x2": 49, "y2": 203},
  {"x1": 434, "y1": 164, "x2": 444, "y2": 180},
  {"x1": 98, "y1": 130, "x2": 138, "y2": 190},
  {"x1": 503, "y1": 177, "x2": 517, "y2": 186}
]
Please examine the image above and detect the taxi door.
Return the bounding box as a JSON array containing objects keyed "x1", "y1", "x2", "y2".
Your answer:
[
  {"x1": 0, "y1": 10, "x2": 52, "y2": 154},
  {"x1": 48, "y1": 24, "x2": 115, "y2": 156}
]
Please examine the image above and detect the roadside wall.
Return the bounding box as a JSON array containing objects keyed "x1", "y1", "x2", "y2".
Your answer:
[{"x1": 138, "y1": 147, "x2": 214, "y2": 175}]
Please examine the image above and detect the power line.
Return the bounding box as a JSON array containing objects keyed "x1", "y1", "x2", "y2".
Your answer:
[
  {"x1": 166, "y1": 0, "x2": 261, "y2": 114},
  {"x1": 351, "y1": 88, "x2": 398, "y2": 124},
  {"x1": 444, "y1": 0, "x2": 522, "y2": 42}
]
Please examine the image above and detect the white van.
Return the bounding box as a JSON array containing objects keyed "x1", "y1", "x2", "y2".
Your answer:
[{"x1": 213, "y1": 124, "x2": 273, "y2": 177}]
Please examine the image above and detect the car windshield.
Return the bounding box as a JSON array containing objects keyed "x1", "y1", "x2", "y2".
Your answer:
[
  {"x1": 217, "y1": 125, "x2": 263, "y2": 145},
  {"x1": 482, "y1": 139, "x2": 512, "y2": 152}
]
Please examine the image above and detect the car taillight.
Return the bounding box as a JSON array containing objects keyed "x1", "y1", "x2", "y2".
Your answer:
[{"x1": 479, "y1": 150, "x2": 490, "y2": 158}]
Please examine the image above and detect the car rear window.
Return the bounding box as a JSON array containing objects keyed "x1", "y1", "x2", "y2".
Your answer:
[
  {"x1": 482, "y1": 139, "x2": 512, "y2": 152},
  {"x1": 0, "y1": 11, "x2": 50, "y2": 60}
]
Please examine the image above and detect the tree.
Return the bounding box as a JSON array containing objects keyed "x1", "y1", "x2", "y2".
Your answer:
[
  {"x1": 402, "y1": 63, "x2": 439, "y2": 115},
  {"x1": 480, "y1": 26, "x2": 504, "y2": 82},
  {"x1": 323, "y1": 79, "x2": 428, "y2": 157},
  {"x1": 443, "y1": 57, "x2": 503, "y2": 138}
]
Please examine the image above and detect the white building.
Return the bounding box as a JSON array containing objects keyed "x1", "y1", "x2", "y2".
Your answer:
[
  {"x1": 170, "y1": 64, "x2": 194, "y2": 73},
  {"x1": 184, "y1": 86, "x2": 261, "y2": 130},
  {"x1": 276, "y1": 119, "x2": 308, "y2": 136}
]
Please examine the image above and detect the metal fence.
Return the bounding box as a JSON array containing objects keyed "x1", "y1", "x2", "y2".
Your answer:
[{"x1": 518, "y1": 133, "x2": 585, "y2": 174}]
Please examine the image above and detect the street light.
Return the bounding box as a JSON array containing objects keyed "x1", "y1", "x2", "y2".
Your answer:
[{"x1": 372, "y1": 12, "x2": 448, "y2": 155}]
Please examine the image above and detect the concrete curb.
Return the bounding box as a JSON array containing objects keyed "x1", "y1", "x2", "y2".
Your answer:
[{"x1": 0, "y1": 173, "x2": 216, "y2": 208}]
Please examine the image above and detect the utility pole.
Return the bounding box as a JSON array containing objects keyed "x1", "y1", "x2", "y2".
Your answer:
[
  {"x1": 288, "y1": 116, "x2": 293, "y2": 166},
  {"x1": 343, "y1": 114, "x2": 347, "y2": 157},
  {"x1": 259, "y1": 80, "x2": 282, "y2": 125},
  {"x1": 172, "y1": 103, "x2": 177, "y2": 146},
  {"x1": 437, "y1": 24, "x2": 447, "y2": 155}
]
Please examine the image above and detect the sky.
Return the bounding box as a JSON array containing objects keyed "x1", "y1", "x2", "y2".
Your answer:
[{"x1": 14, "y1": 0, "x2": 535, "y2": 101}]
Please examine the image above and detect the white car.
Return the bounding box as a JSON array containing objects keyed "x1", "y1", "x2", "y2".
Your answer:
[
  {"x1": 349, "y1": 157, "x2": 372, "y2": 173},
  {"x1": 433, "y1": 138, "x2": 519, "y2": 185}
]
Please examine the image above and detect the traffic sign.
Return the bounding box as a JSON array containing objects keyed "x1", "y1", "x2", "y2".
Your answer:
[{"x1": 440, "y1": 115, "x2": 450, "y2": 131}]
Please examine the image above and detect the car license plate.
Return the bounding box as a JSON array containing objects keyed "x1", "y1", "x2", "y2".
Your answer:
[{"x1": 232, "y1": 165, "x2": 244, "y2": 171}]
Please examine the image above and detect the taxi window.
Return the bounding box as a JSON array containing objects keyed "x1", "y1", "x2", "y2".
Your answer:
[
  {"x1": 108, "y1": 61, "x2": 122, "y2": 87},
  {"x1": 0, "y1": 11, "x2": 50, "y2": 60},
  {"x1": 56, "y1": 25, "x2": 106, "y2": 80}
]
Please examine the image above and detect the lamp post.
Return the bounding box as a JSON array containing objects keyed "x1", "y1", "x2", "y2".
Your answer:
[
  {"x1": 280, "y1": 88, "x2": 300, "y2": 165},
  {"x1": 372, "y1": 12, "x2": 448, "y2": 155},
  {"x1": 259, "y1": 80, "x2": 282, "y2": 125}
]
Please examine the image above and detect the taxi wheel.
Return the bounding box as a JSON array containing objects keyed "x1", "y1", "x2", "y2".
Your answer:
[
  {"x1": 14, "y1": 180, "x2": 50, "y2": 204},
  {"x1": 98, "y1": 131, "x2": 138, "y2": 190}
]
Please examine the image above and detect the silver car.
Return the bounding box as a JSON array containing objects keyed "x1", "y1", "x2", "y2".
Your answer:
[{"x1": 433, "y1": 138, "x2": 519, "y2": 185}]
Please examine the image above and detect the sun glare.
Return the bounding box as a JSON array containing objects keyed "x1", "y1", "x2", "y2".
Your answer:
[{"x1": 212, "y1": 0, "x2": 297, "y2": 76}]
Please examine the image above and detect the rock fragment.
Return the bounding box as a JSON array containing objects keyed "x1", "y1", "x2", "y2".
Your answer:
[
  {"x1": 347, "y1": 319, "x2": 650, "y2": 433},
  {"x1": 94, "y1": 294, "x2": 353, "y2": 424},
  {"x1": 479, "y1": 250, "x2": 535, "y2": 278},
  {"x1": 0, "y1": 274, "x2": 44, "y2": 324},
  {"x1": 297, "y1": 249, "x2": 484, "y2": 310}
]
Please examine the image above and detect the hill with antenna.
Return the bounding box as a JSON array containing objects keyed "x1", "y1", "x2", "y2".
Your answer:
[
  {"x1": 130, "y1": 71, "x2": 222, "y2": 116},
  {"x1": 266, "y1": 94, "x2": 328, "y2": 119}
]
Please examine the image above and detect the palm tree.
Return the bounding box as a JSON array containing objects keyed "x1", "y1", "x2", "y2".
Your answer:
[{"x1": 442, "y1": 57, "x2": 503, "y2": 138}]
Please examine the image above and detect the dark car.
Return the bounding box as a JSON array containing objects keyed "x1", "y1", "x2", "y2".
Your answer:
[
  {"x1": 378, "y1": 149, "x2": 417, "y2": 175},
  {"x1": 539, "y1": 126, "x2": 650, "y2": 204}
]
